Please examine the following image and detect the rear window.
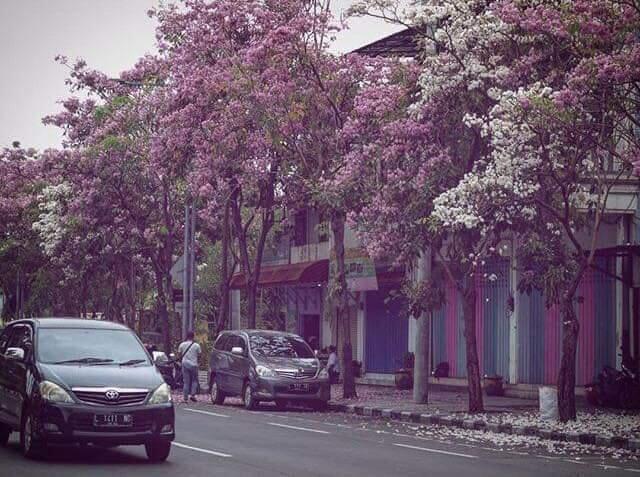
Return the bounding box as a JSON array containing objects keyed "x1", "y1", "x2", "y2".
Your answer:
[
  {"x1": 249, "y1": 334, "x2": 314, "y2": 359},
  {"x1": 37, "y1": 328, "x2": 150, "y2": 365}
]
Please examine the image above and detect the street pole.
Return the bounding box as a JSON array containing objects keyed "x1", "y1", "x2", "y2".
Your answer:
[
  {"x1": 188, "y1": 203, "x2": 196, "y2": 335},
  {"x1": 182, "y1": 203, "x2": 197, "y2": 340}
]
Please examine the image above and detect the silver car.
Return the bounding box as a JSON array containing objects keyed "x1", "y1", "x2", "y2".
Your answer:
[{"x1": 208, "y1": 330, "x2": 330, "y2": 411}]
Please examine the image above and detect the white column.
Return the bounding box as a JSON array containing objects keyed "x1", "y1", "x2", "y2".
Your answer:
[
  {"x1": 357, "y1": 292, "x2": 365, "y2": 362},
  {"x1": 231, "y1": 289, "x2": 241, "y2": 330},
  {"x1": 509, "y1": 238, "x2": 519, "y2": 384}
]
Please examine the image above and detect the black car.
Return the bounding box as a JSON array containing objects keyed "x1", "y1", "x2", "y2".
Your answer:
[
  {"x1": 0, "y1": 318, "x2": 175, "y2": 461},
  {"x1": 208, "y1": 330, "x2": 330, "y2": 411}
]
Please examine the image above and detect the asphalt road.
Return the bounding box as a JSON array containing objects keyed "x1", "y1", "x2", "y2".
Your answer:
[{"x1": 1, "y1": 401, "x2": 638, "y2": 476}]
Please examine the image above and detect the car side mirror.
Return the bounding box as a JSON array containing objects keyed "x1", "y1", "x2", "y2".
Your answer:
[
  {"x1": 169, "y1": 353, "x2": 176, "y2": 360},
  {"x1": 231, "y1": 346, "x2": 244, "y2": 356},
  {"x1": 6, "y1": 347, "x2": 25, "y2": 361}
]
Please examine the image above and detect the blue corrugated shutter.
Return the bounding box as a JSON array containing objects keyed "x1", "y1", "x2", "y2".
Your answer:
[{"x1": 365, "y1": 288, "x2": 408, "y2": 373}]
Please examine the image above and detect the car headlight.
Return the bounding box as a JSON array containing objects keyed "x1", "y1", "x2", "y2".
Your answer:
[
  {"x1": 318, "y1": 367, "x2": 329, "y2": 379},
  {"x1": 148, "y1": 383, "x2": 172, "y2": 404},
  {"x1": 255, "y1": 365, "x2": 277, "y2": 377},
  {"x1": 40, "y1": 381, "x2": 74, "y2": 403}
]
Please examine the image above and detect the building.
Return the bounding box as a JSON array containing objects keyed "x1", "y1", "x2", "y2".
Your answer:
[{"x1": 227, "y1": 29, "x2": 640, "y2": 394}]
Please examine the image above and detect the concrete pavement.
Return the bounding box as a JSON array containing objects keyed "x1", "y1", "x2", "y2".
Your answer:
[{"x1": 0, "y1": 401, "x2": 638, "y2": 476}]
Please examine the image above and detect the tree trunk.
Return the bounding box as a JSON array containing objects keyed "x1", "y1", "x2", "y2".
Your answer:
[
  {"x1": 413, "y1": 251, "x2": 432, "y2": 404},
  {"x1": 413, "y1": 313, "x2": 430, "y2": 404},
  {"x1": 462, "y1": 284, "x2": 484, "y2": 413},
  {"x1": 331, "y1": 211, "x2": 357, "y2": 399},
  {"x1": 558, "y1": 299, "x2": 579, "y2": 422}
]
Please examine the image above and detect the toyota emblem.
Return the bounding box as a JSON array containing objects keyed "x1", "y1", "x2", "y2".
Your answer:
[{"x1": 105, "y1": 389, "x2": 120, "y2": 401}]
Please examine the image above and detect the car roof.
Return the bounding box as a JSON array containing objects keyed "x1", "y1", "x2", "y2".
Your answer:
[
  {"x1": 13, "y1": 318, "x2": 131, "y2": 331},
  {"x1": 230, "y1": 329, "x2": 300, "y2": 338}
]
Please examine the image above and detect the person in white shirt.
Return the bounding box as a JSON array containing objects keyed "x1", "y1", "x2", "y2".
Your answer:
[
  {"x1": 327, "y1": 345, "x2": 339, "y2": 384},
  {"x1": 178, "y1": 331, "x2": 202, "y2": 402}
]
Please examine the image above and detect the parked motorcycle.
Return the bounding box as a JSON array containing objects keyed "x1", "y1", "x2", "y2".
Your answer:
[
  {"x1": 168, "y1": 353, "x2": 184, "y2": 390},
  {"x1": 587, "y1": 359, "x2": 640, "y2": 410}
]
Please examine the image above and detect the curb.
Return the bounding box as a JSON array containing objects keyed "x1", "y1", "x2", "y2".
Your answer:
[{"x1": 328, "y1": 403, "x2": 639, "y2": 452}]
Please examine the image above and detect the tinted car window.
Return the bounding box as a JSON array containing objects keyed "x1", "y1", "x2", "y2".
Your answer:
[
  {"x1": 249, "y1": 334, "x2": 314, "y2": 359},
  {"x1": 227, "y1": 335, "x2": 246, "y2": 354},
  {"x1": 214, "y1": 334, "x2": 229, "y2": 351},
  {"x1": 37, "y1": 328, "x2": 150, "y2": 365},
  {"x1": 0, "y1": 326, "x2": 13, "y2": 354},
  {"x1": 7, "y1": 325, "x2": 32, "y2": 349}
]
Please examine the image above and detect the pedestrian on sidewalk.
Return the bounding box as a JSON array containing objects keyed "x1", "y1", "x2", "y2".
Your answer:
[
  {"x1": 327, "y1": 345, "x2": 340, "y2": 384},
  {"x1": 178, "y1": 330, "x2": 201, "y2": 402}
]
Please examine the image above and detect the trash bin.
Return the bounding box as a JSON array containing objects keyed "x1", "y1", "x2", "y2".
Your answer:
[{"x1": 539, "y1": 386, "x2": 558, "y2": 421}]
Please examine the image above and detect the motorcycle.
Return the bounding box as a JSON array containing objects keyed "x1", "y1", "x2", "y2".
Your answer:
[
  {"x1": 168, "y1": 353, "x2": 184, "y2": 390},
  {"x1": 587, "y1": 358, "x2": 640, "y2": 409}
]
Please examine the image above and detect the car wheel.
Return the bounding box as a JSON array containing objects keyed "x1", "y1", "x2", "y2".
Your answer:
[
  {"x1": 20, "y1": 409, "x2": 45, "y2": 459},
  {"x1": 0, "y1": 424, "x2": 10, "y2": 447},
  {"x1": 243, "y1": 383, "x2": 258, "y2": 410},
  {"x1": 312, "y1": 400, "x2": 328, "y2": 412},
  {"x1": 274, "y1": 399, "x2": 287, "y2": 410},
  {"x1": 145, "y1": 440, "x2": 171, "y2": 463},
  {"x1": 210, "y1": 378, "x2": 226, "y2": 405}
]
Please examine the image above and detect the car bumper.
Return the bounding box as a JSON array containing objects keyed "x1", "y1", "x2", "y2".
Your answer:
[
  {"x1": 252, "y1": 376, "x2": 331, "y2": 402},
  {"x1": 32, "y1": 400, "x2": 175, "y2": 446}
]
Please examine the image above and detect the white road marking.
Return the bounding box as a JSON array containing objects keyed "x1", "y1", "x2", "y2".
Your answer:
[
  {"x1": 172, "y1": 442, "x2": 232, "y2": 458},
  {"x1": 268, "y1": 422, "x2": 330, "y2": 434},
  {"x1": 393, "y1": 443, "x2": 477, "y2": 459},
  {"x1": 564, "y1": 459, "x2": 587, "y2": 465},
  {"x1": 183, "y1": 408, "x2": 230, "y2": 418},
  {"x1": 624, "y1": 468, "x2": 640, "y2": 473}
]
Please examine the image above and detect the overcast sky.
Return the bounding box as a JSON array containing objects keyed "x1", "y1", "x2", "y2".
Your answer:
[{"x1": 0, "y1": 1, "x2": 402, "y2": 151}]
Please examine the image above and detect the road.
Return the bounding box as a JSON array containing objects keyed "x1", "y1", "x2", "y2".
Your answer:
[{"x1": 1, "y1": 401, "x2": 638, "y2": 476}]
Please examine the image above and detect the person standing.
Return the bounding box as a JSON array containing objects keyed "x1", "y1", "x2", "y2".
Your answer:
[
  {"x1": 327, "y1": 345, "x2": 340, "y2": 384},
  {"x1": 178, "y1": 331, "x2": 201, "y2": 402}
]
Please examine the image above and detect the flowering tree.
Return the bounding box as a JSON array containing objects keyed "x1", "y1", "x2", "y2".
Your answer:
[
  {"x1": 42, "y1": 55, "x2": 188, "y2": 351},
  {"x1": 430, "y1": 1, "x2": 640, "y2": 421},
  {"x1": 347, "y1": 0, "x2": 531, "y2": 412},
  {"x1": 150, "y1": 0, "x2": 327, "y2": 329},
  {"x1": 150, "y1": 0, "x2": 385, "y2": 398}
]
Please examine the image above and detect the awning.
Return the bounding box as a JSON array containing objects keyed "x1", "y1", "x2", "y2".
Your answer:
[{"x1": 230, "y1": 260, "x2": 329, "y2": 289}]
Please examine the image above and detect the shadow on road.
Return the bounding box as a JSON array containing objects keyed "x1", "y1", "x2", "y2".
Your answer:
[{"x1": 1, "y1": 441, "x2": 158, "y2": 466}]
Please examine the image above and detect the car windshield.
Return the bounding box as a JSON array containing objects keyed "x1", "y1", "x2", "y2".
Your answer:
[
  {"x1": 249, "y1": 334, "x2": 314, "y2": 359},
  {"x1": 37, "y1": 328, "x2": 150, "y2": 365}
]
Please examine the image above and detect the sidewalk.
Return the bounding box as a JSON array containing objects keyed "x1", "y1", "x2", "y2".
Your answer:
[{"x1": 328, "y1": 384, "x2": 640, "y2": 452}]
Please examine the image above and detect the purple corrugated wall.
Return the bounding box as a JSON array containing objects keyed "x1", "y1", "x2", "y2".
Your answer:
[
  {"x1": 544, "y1": 305, "x2": 562, "y2": 384},
  {"x1": 445, "y1": 280, "x2": 458, "y2": 376},
  {"x1": 544, "y1": 270, "x2": 615, "y2": 386},
  {"x1": 475, "y1": 273, "x2": 484, "y2": 377}
]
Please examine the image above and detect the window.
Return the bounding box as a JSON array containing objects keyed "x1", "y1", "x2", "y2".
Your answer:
[
  {"x1": 36, "y1": 328, "x2": 149, "y2": 365},
  {"x1": 0, "y1": 326, "x2": 13, "y2": 354},
  {"x1": 249, "y1": 333, "x2": 314, "y2": 358},
  {"x1": 227, "y1": 335, "x2": 247, "y2": 354},
  {"x1": 7, "y1": 325, "x2": 32, "y2": 350},
  {"x1": 214, "y1": 334, "x2": 229, "y2": 351},
  {"x1": 293, "y1": 210, "x2": 307, "y2": 246}
]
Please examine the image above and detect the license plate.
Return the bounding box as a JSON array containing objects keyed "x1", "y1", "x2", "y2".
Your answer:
[
  {"x1": 93, "y1": 414, "x2": 133, "y2": 427},
  {"x1": 290, "y1": 383, "x2": 309, "y2": 391}
]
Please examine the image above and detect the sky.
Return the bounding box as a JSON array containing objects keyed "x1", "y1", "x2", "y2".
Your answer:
[{"x1": 0, "y1": 1, "x2": 403, "y2": 151}]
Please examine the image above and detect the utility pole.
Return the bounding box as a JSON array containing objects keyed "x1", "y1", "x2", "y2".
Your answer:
[{"x1": 182, "y1": 204, "x2": 196, "y2": 339}]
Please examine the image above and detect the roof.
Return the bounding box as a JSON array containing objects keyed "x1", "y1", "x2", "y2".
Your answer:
[
  {"x1": 16, "y1": 318, "x2": 131, "y2": 330},
  {"x1": 230, "y1": 259, "x2": 329, "y2": 289},
  {"x1": 351, "y1": 28, "x2": 423, "y2": 59}
]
